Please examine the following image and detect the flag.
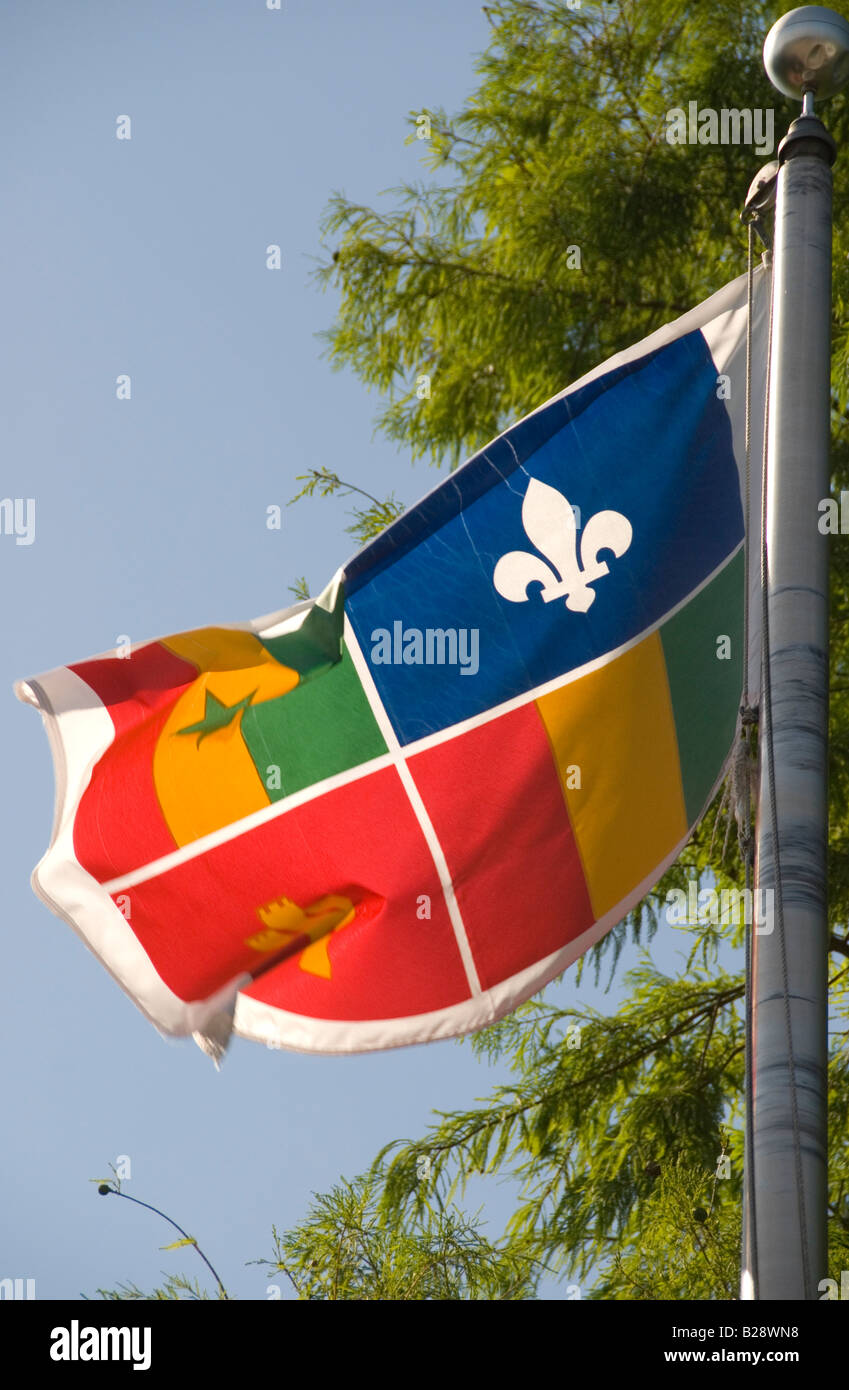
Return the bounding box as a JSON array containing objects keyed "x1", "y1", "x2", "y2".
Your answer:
[{"x1": 16, "y1": 270, "x2": 767, "y2": 1059}]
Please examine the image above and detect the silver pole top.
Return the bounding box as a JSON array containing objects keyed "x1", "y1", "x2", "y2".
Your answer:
[{"x1": 764, "y1": 6, "x2": 849, "y2": 104}]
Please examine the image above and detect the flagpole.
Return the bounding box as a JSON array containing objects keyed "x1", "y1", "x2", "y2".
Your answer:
[{"x1": 743, "y1": 6, "x2": 849, "y2": 1301}]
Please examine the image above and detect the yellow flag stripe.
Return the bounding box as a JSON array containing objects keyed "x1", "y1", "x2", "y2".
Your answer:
[
  {"x1": 154, "y1": 628, "x2": 299, "y2": 846},
  {"x1": 536, "y1": 632, "x2": 687, "y2": 920},
  {"x1": 161, "y1": 628, "x2": 276, "y2": 673}
]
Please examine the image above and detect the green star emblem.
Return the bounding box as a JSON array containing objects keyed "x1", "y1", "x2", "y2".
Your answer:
[{"x1": 177, "y1": 689, "x2": 257, "y2": 747}]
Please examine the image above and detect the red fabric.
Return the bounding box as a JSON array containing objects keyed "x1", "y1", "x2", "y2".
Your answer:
[
  {"x1": 116, "y1": 765, "x2": 473, "y2": 1018},
  {"x1": 71, "y1": 644, "x2": 197, "y2": 879},
  {"x1": 407, "y1": 703, "x2": 594, "y2": 988}
]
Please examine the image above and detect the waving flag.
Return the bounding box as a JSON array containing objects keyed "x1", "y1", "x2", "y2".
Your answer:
[{"x1": 16, "y1": 270, "x2": 767, "y2": 1058}]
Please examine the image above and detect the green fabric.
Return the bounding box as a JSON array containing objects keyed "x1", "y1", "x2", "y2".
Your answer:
[
  {"x1": 259, "y1": 582, "x2": 344, "y2": 683},
  {"x1": 177, "y1": 690, "x2": 256, "y2": 746},
  {"x1": 660, "y1": 549, "x2": 744, "y2": 825},
  {"x1": 241, "y1": 644, "x2": 387, "y2": 799}
]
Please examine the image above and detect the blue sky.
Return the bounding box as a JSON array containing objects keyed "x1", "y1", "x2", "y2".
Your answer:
[{"x1": 0, "y1": 0, "x2": 729, "y2": 1301}]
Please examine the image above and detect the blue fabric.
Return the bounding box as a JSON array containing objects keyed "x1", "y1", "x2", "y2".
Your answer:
[{"x1": 344, "y1": 327, "x2": 743, "y2": 745}]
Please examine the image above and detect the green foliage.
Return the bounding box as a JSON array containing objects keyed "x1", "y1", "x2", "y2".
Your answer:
[
  {"x1": 314, "y1": 0, "x2": 803, "y2": 469},
  {"x1": 252, "y1": 1174, "x2": 542, "y2": 1300},
  {"x1": 289, "y1": 467, "x2": 405, "y2": 548},
  {"x1": 288, "y1": 575, "x2": 311, "y2": 601},
  {"x1": 93, "y1": 1274, "x2": 221, "y2": 1302},
  {"x1": 376, "y1": 954, "x2": 748, "y2": 1287},
  {"x1": 599, "y1": 1158, "x2": 741, "y2": 1300}
]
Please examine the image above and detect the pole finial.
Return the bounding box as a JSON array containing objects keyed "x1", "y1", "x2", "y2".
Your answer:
[{"x1": 764, "y1": 6, "x2": 849, "y2": 104}]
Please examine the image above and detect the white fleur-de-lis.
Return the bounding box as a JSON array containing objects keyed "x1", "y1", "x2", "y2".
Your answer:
[{"x1": 493, "y1": 478, "x2": 632, "y2": 614}]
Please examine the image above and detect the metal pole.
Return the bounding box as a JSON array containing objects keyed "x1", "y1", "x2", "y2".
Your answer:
[{"x1": 745, "y1": 90, "x2": 835, "y2": 1299}]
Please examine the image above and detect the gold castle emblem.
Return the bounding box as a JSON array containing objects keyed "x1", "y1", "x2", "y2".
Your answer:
[{"x1": 245, "y1": 893, "x2": 355, "y2": 979}]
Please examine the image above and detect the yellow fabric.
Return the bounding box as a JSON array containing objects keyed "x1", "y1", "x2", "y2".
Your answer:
[
  {"x1": 536, "y1": 632, "x2": 687, "y2": 919},
  {"x1": 154, "y1": 629, "x2": 298, "y2": 845}
]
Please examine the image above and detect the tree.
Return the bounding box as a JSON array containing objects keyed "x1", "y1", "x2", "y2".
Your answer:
[{"x1": 97, "y1": 0, "x2": 849, "y2": 1298}]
